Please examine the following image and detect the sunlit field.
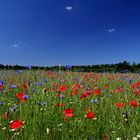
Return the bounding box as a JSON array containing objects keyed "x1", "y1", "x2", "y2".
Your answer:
[{"x1": 0, "y1": 70, "x2": 140, "y2": 140}]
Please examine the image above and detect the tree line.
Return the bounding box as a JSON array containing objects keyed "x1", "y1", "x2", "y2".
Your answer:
[{"x1": 0, "y1": 61, "x2": 140, "y2": 73}]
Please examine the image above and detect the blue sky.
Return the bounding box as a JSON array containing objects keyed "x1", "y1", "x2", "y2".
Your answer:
[{"x1": 0, "y1": 0, "x2": 140, "y2": 66}]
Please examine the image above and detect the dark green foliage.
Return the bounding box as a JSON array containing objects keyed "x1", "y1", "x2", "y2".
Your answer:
[{"x1": 0, "y1": 61, "x2": 140, "y2": 73}]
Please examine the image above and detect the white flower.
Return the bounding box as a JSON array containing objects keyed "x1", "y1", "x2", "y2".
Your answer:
[
  {"x1": 70, "y1": 102, "x2": 74, "y2": 104},
  {"x1": 2, "y1": 127, "x2": 6, "y2": 130},
  {"x1": 125, "y1": 118, "x2": 128, "y2": 121},
  {"x1": 58, "y1": 124, "x2": 63, "y2": 126},
  {"x1": 116, "y1": 138, "x2": 121, "y2": 140},
  {"x1": 10, "y1": 120, "x2": 13, "y2": 123},
  {"x1": 132, "y1": 137, "x2": 137, "y2": 140},
  {"x1": 93, "y1": 117, "x2": 97, "y2": 120},
  {"x1": 137, "y1": 135, "x2": 140, "y2": 138},
  {"x1": 46, "y1": 128, "x2": 50, "y2": 134},
  {"x1": 14, "y1": 132, "x2": 19, "y2": 135}
]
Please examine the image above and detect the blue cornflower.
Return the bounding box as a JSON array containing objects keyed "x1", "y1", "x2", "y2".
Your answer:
[
  {"x1": 106, "y1": 94, "x2": 111, "y2": 97},
  {"x1": 66, "y1": 65, "x2": 72, "y2": 69},
  {"x1": 35, "y1": 82, "x2": 44, "y2": 85},
  {"x1": 32, "y1": 88, "x2": 37, "y2": 92},
  {"x1": 16, "y1": 70, "x2": 22, "y2": 74},
  {"x1": 0, "y1": 81, "x2": 4, "y2": 85},
  {"x1": 44, "y1": 79, "x2": 48, "y2": 82},
  {"x1": 23, "y1": 95, "x2": 29, "y2": 99},
  {"x1": 38, "y1": 101, "x2": 47, "y2": 107},
  {"x1": 127, "y1": 78, "x2": 132, "y2": 83},
  {"x1": 1, "y1": 89, "x2": 6, "y2": 93},
  {"x1": 9, "y1": 85, "x2": 16, "y2": 89},
  {"x1": 102, "y1": 89, "x2": 106, "y2": 92},
  {"x1": 90, "y1": 99, "x2": 98, "y2": 103},
  {"x1": 58, "y1": 94, "x2": 64, "y2": 99},
  {"x1": 9, "y1": 105, "x2": 18, "y2": 112},
  {"x1": 40, "y1": 102, "x2": 47, "y2": 105},
  {"x1": 25, "y1": 65, "x2": 31, "y2": 69},
  {"x1": 0, "y1": 101, "x2": 3, "y2": 106}
]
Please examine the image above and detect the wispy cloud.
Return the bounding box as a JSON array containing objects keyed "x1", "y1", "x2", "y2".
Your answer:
[
  {"x1": 108, "y1": 28, "x2": 116, "y2": 33},
  {"x1": 65, "y1": 6, "x2": 73, "y2": 11},
  {"x1": 12, "y1": 43, "x2": 21, "y2": 48},
  {"x1": 11, "y1": 41, "x2": 23, "y2": 49}
]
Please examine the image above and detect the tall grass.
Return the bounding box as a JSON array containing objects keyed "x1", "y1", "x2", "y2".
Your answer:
[{"x1": 0, "y1": 70, "x2": 140, "y2": 140}]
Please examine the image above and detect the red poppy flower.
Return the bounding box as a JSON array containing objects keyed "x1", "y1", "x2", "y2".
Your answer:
[
  {"x1": 86, "y1": 112, "x2": 95, "y2": 119},
  {"x1": 131, "y1": 84, "x2": 135, "y2": 90},
  {"x1": 129, "y1": 100, "x2": 139, "y2": 107},
  {"x1": 85, "y1": 107, "x2": 92, "y2": 112},
  {"x1": 133, "y1": 90, "x2": 140, "y2": 95},
  {"x1": 0, "y1": 84, "x2": 4, "y2": 90},
  {"x1": 130, "y1": 82, "x2": 140, "y2": 90},
  {"x1": 3, "y1": 113, "x2": 9, "y2": 119},
  {"x1": 53, "y1": 83, "x2": 58, "y2": 92},
  {"x1": 9, "y1": 120, "x2": 22, "y2": 130},
  {"x1": 114, "y1": 87, "x2": 124, "y2": 93},
  {"x1": 70, "y1": 90, "x2": 78, "y2": 96},
  {"x1": 72, "y1": 83, "x2": 81, "y2": 90},
  {"x1": 115, "y1": 102, "x2": 125, "y2": 107},
  {"x1": 104, "y1": 84, "x2": 109, "y2": 89},
  {"x1": 81, "y1": 93, "x2": 88, "y2": 99},
  {"x1": 59, "y1": 85, "x2": 67, "y2": 92},
  {"x1": 57, "y1": 93, "x2": 61, "y2": 97},
  {"x1": 16, "y1": 92, "x2": 26, "y2": 102},
  {"x1": 22, "y1": 84, "x2": 27, "y2": 90},
  {"x1": 85, "y1": 89, "x2": 92, "y2": 95},
  {"x1": 103, "y1": 135, "x2": 109, "y2": 140},
  {"x1": 53, "y1": 83, "x2": 58, "y2": 87},
  {"x1": 84, "y1": 74, "x2": 88, "y2": 81},
  {"x1": 64, "y1": 108, "x2": 74, "y2": 117},
  {"x1": 94, "y1": 89, "x2": 101, "y2": 96},
  {"x1": 16, "y1": 92, "x2": 25, "y2": 99},
  {"x1": 56, "y1": 103, "x2": 64, "y2": 107}
]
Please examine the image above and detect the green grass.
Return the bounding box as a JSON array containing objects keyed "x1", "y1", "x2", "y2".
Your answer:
[{"x1": 0, "y1": 70, "x2": 140, "y2": 140}]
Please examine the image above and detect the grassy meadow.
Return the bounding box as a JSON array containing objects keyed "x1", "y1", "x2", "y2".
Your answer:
[{"x1": 0, "y1": 70, "x2": 140, "y2": 140}]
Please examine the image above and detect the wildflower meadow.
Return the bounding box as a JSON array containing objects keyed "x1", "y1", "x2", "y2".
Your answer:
[{"x1": 0, "y1": 70, "x2": 140, "y2": 140}]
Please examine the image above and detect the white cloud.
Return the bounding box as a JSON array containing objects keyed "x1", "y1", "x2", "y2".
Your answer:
[
  {"x1": 13, "y1": 43, "x2": 20, "y2": 48},
  {"x1": 108, "y1": 28, "x2": 116, "y2": 33},
  {"x1": 11, "y1": 41, "x2": 22, "y2": 48},
  {"x1": 65, "y1": 6, "x2": 73, "y2": 11}
]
